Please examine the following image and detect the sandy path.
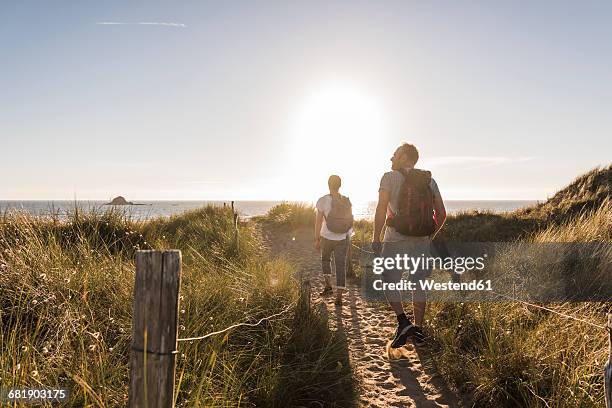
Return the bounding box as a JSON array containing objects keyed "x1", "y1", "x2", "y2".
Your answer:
[{"x1": 257, "y1": 223, "x2": 461, "y2": 408}]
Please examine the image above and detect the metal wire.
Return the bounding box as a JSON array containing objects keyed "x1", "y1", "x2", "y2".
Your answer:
[
  {"x1": 351, "y1": 242, "x2": 376, "y2": 255},
  {"x1": 177, "y1": 302, "x2": 295, "y2": 342},
  {"x1": 491, "y1": 290, "x2": 607, "y2": 330}
]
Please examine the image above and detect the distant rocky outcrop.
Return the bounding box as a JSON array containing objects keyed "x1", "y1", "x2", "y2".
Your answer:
[{"x1": 105, "y1": 196, "x2": 134, "y2": 205}]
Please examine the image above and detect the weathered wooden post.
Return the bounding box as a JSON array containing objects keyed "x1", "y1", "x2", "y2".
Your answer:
[
  {"x1": 129, "y1": 250, "x2": 182, "y2": 408},
  {"x1": 233, "y1": 212, "x2": 239, "y2": 251},
  {"x1": 605, "y1": 313, "x2": 612, "y2": 408},
  {"x1": 229, "y1": 201, "x2": 239, "y2": 250}
]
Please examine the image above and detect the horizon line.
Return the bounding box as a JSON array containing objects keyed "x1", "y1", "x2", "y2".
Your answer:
[{"x1": 0, "y1": 198, "x2": 545, "y2": 202}]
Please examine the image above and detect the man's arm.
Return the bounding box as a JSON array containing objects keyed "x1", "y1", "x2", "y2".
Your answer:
[
  {"x1": 431, "y1": 196, "x2": 447, "y2": 240},
  {"x1": 373, "y1": 189, "x2": 390, "y2": 242},
  {"x1": 314, "y1": 209, "x2": 324, "y2": 249}
]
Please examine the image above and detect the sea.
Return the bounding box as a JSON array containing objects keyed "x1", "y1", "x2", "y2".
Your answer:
[{"x1": 0, "y1": 200, "x2": 539, "y2": 221}]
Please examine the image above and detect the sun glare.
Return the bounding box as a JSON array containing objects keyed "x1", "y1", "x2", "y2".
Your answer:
[{"x1": 288, "y1": 83, "x2": 388, "y2": 199}]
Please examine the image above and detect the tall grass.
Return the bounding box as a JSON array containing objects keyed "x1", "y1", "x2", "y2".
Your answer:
[
  {"x1": 255, "y1": 203, "x2": 315, "y2": 232},
  {"x1": 0, "y1": 205, "x2": 355, "y2": 407},
  {"x1": 427, "y1": 202, "x2": 611, "y2": 407},
  {"x1": 438, "y1": 165, "x2": 611, "y2": 243}
]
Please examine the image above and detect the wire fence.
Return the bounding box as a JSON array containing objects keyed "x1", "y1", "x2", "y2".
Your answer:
[
  {"x1": 174, "y1": 204, "x2": 303, "y2": 346},
  {"x1": 490, "y1": 291, "x2": 607, "y2": 330},
  {"x1": 171, "y1": 238, "x2": 608, "y2": 349},
  {"x1": 177, "y1": 301, "x2": 296, "y2": 342}
]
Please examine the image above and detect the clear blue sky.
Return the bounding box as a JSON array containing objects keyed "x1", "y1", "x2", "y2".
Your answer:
[{"x1": 2, "y1": 1, "x2": 611, "y2": 201}]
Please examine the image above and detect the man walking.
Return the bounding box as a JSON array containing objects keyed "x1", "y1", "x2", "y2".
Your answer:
[
  {"x1": 315, "y1": 175, "x2": 354, "y2": 306},
  {"x1": 372, "y1": 143, "x2": 446, "y2": 348}
]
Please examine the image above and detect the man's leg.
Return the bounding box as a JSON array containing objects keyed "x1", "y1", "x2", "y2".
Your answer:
[
  {"x1": 381, "y1": 241, "x2": 416, "y2": 348},
  {"x1": 381, "y1": 241, "x2": 405, "y2": 314},
  {"x1": 410, "y1": 241, "x2": 431, "y2": 345},
  {"x1": 386, "y1": 296, "x2": 405, "y2": 315},
  {"x1": 320, "y1": 238, "x2": 333, "y2": 294},
  {"x1": 409, "y1": 286, "x2": 427, "y2": 345},
  {"x1": 412, "y1": 286, "x2": 427, "y2": 327},
  {"x1": 388, "y1": 300, "x2": 405, "y2": 316}
]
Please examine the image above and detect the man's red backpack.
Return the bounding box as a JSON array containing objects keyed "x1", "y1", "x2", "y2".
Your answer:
[{"x1": 386, "y1": 168, "x2": 436, "y2": 237}]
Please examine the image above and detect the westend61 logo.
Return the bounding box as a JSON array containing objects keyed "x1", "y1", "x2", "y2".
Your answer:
[{"x1": 372, "y1": 253, "x2": 488, "y2": 275}]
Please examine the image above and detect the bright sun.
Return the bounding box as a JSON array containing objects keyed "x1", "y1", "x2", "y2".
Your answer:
[{"x1": 288, "y1": 83, "x2": 388, "y2": 199}]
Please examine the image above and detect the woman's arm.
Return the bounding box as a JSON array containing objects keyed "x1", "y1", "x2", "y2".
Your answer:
[{"x1": 314, "y1": 209, "x2": 324, "y2": 249}]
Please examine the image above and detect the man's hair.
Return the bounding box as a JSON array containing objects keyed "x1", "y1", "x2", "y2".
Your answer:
[
  {"x1": 397, "y1": 143, "x2": 419, "y2": 165},
  {"x1": 328, "y1": 175, "x2": 341, "y2": 191}
]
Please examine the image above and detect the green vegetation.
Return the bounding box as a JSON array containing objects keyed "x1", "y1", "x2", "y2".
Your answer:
[
  {"x1": 254, "y1": 202, "x2": 315, "y2": 232},
  {"x1": 2, "y1": 165, "x2": 608, "y2": 407},
  {"x1": 428, "y1": 200, "x2": 611, "y2": 407},
  {"x1": 519, "y1": 165, "x2": 611, "y2": 222},
  {"x1": 0, "y1": 205, "x2": 355, "y2": 407},
  {"x1": 438, "y1": 165, "x2": 611, "y2": 242}
]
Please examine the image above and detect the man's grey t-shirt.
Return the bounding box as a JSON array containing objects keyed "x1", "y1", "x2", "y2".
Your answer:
[{"x1": 378, "y1": 168, "x2": 441, "y2": 242}]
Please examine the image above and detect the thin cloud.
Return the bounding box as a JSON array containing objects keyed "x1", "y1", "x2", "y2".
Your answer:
[
  {"x1": 179, "y1": 181, "x2": 224, "y2": 185},
  {"x1": 96, "y1": 22, "x2": 187, "y2": 28},
  {"x1": 425, "y1": 156, "x2": 535, "y2": 169},
  {"x1": 95, "y1": 161, "x2": 157, "y2": 168}
]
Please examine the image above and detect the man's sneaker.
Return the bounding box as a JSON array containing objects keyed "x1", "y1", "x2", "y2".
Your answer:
[
  {"x1": 320, "y1": 286, "x2": 333, "y2": 296},
  {"x1": 391, "y1": 319, "x2": 416, "y2": 348},
  {"x1": 412, "y1": 326, "x2": 426, "y2": 346}
]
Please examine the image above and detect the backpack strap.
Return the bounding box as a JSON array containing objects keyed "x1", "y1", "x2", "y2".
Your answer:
[
  {"x1": 324, "y1": 193, "x2": 341, "y2": 219},
  {"x1": 330, "y1": 193, "x2": 349, "y2": 206},
  {"x1": 321, "y1": 194, "x2": 331, "y2": 220},
  {"x1": 398, "y1": 168, "x2": 432, "y2": 184},
  {"x1": 397, "y1": 168, "x2": 409, "y2": 179}
]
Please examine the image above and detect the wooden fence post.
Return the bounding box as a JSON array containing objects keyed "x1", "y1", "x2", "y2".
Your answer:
[
  {"x1": 605, "y1": 313, "x2": 612, "y2": 408},
  {"x1": 230, "y1": 201, "x2": 239, "y2": 251},
  {"x1": 233, "y1": 213, "x2": 239, "y2": 250},
  {"x1": 129, "y1": 250, "x2": 182, "y2": 408}
]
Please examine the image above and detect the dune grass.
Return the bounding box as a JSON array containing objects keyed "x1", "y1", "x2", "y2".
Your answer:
[
  {"x1": 3, "y1": 167, "x2": 607, "y2": 406},
  {"x1": 254, "y1": 202, "x2": 315, "y2": 232},
  {"x1": 437, "y1": 165, "x2": 611, "y2": 243},
  {"x1": 427, "y1": 201, "x2": 611, "y2": 407},
  {"x1": 0, "y1": 205, "x2": 356, "y2": 407}
]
